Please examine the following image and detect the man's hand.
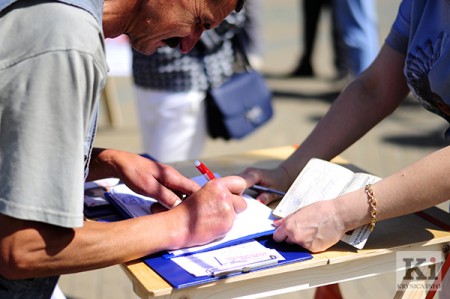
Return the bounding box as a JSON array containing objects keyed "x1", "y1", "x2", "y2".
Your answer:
[
  {"x1": 88, "y1": 148, "x2": 200, "y2": 209},
  {"x1": 0, "y1": 176, "x2": 247, "y2": 279},
  {"x1": 166, "y1": 176, "x2": 248, "y2": 249}
]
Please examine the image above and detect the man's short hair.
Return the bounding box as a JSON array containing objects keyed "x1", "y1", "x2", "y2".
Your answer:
[{"x1": 235, "y1": 0, "x2": 245, "y2": 12}]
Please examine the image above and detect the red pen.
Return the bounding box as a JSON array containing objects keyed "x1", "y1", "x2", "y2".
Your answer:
[{"x1": 194, "y1": 160, "x2": 216, "y2": 181}]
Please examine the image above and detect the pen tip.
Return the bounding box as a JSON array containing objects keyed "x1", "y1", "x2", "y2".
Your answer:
[{"x1": 194, "y1": 160, "x2": 200, "y2": 166}]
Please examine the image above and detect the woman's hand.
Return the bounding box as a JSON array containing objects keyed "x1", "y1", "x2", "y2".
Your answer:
[
  {"x1": 239, "y1": 165, "x2": 291, "y2": 205},
  {"x1": 273, "y1": 199, "x2": 346, "y2": 253}
]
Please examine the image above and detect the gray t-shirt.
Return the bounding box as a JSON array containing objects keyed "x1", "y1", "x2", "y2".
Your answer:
[
  {"x1": 0, "y1": 0, "x2": 108, "y2": 228},
  {"x1": 0, "y1": 0, "x2": 104, "y2": 25}
]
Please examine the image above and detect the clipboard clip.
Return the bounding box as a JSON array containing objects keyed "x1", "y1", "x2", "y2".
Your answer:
[{"x1": 208, "y1": 255, "x2": 278, "y2": 277}]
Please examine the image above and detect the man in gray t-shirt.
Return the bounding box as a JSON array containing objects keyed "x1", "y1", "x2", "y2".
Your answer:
[{"x1": 0, "y1": 0, "x2": 247, "y2": 297}]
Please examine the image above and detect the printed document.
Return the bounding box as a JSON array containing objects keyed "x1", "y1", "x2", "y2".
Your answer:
[{"x1": 273, "y1": 158, "x2": 381, "y2": 249}]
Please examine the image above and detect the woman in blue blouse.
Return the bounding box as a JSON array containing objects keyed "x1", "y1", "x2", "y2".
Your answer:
[
  {"x1": 245, "y1": 1, "x2": 450, "y2": 294},
  {"x1": 242, "y1": 0, "x2": 450, "y2": 253}
]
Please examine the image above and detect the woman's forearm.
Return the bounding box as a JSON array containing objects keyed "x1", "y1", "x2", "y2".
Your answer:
[{"x1": 338, "y1": 146, "x2": 450, "y2": 232}]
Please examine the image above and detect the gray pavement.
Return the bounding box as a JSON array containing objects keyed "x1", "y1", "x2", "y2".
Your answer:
[{"x1": 59, "y1": 0, "x2": 450, "y2": 298}]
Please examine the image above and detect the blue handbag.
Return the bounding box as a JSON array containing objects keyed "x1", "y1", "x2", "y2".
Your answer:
[
  {"x1": 206, "y1": 70, "x2": 273, "y2": 140},
  {"x1": 205, "y1": 38, "x2": 273, "y2": 140}
]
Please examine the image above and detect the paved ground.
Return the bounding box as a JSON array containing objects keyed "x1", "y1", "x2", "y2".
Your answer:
[{"x1": 58, "y1": 0, "x2": 450, "y2": 298}]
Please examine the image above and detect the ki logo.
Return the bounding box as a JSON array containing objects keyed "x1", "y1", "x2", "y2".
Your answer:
[
  {"x1": 396, "y1": 251, "x2": 444, "y2": 293},
  {"x1": 402, "y1": 257, "x2": 439, "y2": 280}
]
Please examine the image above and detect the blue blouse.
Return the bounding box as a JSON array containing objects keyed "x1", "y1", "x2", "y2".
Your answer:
[{"x1": 386, "y1": 0, "x2": 450, "y2": 136}]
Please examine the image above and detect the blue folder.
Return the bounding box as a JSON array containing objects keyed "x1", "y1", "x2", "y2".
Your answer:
[
  {"x1": 97, "y1": 153, "x2": 312, "y2": 288},
  {"x1": 143, "y1": 235, "x2": 313, "y2": 289}
]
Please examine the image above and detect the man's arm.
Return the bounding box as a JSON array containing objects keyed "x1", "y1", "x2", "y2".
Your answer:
[{"x1": 0, "y1": 176, "x2": 247, "y2": 279}]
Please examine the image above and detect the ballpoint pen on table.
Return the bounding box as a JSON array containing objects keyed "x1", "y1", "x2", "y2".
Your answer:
[
  {"x1": 249, "y1": 185, "x2": 286, "y2": 197},
  {"x1": 208, "y1": 256, "x2": 278, "y2": 277}
]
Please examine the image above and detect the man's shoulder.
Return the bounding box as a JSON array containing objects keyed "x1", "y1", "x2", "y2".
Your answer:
[
  {"x1": 58, "y1": 0, "x2": 104, "y2": 25},
  {"x1": 0, "y1": 0, "x2": 104, "y2": 25},
  {"x1": 0, "y1": 0, "x2": 17, "y2": 13}
]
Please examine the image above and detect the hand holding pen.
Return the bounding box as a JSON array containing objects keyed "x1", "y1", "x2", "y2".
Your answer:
[
  {"x1": 194, "y1": 160, "x2": 285, "y2": 197},
  {"x1": 194, "y1": 160, "x2": 216, "y2": 181}
]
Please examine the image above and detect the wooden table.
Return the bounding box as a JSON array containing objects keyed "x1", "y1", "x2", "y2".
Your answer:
[{"x1": 120, "y1": 146, "x2": 450, "y2": 299}]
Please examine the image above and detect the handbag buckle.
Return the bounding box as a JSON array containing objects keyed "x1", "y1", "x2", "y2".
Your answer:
[{"x1": 246, "y1": 106, "x2": 264, "y2": 124}]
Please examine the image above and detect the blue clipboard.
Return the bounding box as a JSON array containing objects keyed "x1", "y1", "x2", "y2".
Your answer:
[{"x1": 143, "y1": 235, "x2": 313, "y2": 289}]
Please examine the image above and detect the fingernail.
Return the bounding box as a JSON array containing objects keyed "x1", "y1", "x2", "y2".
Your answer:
[
  {"x1": 273, "y1": 219, "x2": 282, "y2": 226},
  {"x1": 171, "y1": 199, "x2": 182, "y2": 208}
]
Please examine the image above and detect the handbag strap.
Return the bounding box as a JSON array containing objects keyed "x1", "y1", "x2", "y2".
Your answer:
[
  {"x1": 231, "y1": 34, "x2": 253, "y2": 73},
  {"x1": 202, "y1": 33, "x2": 253, "y2": 90}
]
